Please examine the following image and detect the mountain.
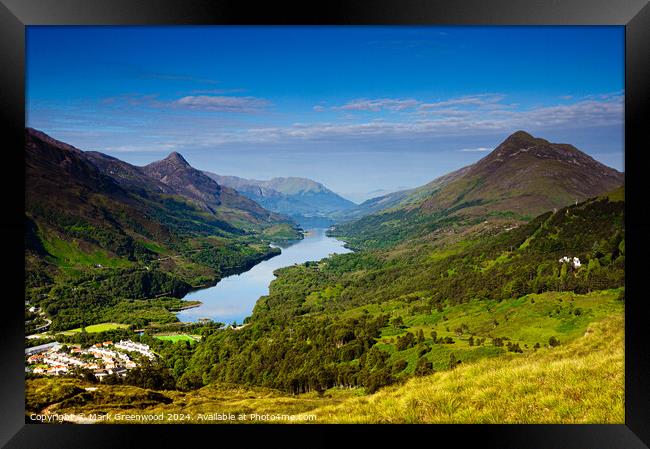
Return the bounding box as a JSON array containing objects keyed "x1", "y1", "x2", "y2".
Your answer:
[
  {"x1": 25, "y1": 128, "x2": 175, "y2": 260},
  {"x1": 334, "y1": 166, "x2": 472, "y2": 222},
  {"x1": 141, "y1": 154, "x2": 292, "y2": 230},
  {"x1": 25, "y1": 128, "x2": 301, "y2": 330},
  {"x1": 332, "y1": 131, "x2": 624, "y2": 248},
  {"x1": 84, "y1": 149, "x2": 293, "y2": 232},
  {"x1": 203, "y1": 173, "x2": 356, "y2": 227},
  {"x1": 416, "y1": 130, "x2": 623, "y2": 217}
]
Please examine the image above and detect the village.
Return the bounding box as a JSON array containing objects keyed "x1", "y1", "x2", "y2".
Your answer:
[{"x1": 25, "y1": 339, "x2": 155, "y2": 381}]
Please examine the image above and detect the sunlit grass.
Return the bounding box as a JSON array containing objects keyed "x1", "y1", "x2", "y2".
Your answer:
[
  {"x1": 312, "y1": 313, "x2": 624, "y2": 423},
  {"x1": 58, "y1": 322, "x2": 130, "y2": 335},
  {"x1": 154, "y1": 334, "x2": 200, "y2": 343}
]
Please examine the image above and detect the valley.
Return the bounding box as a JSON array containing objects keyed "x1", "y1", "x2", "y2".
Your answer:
[
  {"x1": 178, "y1": 228, "x2": 351, "y2": 325},
  {"x1": 25, "y1": 129, "x2": 625, "y2": 424}
]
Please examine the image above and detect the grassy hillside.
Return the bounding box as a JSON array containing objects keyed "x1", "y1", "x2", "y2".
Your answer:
[
  {"x1": 313, "y1": 313, "x2": 623, "y2": 423},
  {"x1": 26, "y1": 312, "x2": 623, "y2": 423},
  {"x1": 349, "y1": 289, "x2": 623, "y2": 376}
]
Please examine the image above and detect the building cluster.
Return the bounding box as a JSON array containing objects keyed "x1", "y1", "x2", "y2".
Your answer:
[
  {"x1": 25, "y1": 339, "x2": 154, "y2": 380},
  {"x1": 559, "y1": 256, "x2": 581, "y2": 268},
  {"x1": 114, "y1": 340, "x2": 155, "y2": 359}
]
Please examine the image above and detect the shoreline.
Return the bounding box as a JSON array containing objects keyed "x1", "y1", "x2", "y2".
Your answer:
[
  {"x1": 174, "y1": 301, "x2": 203, "y2": 311},
  {"x1": 176, "y1": 229, "x2": 348, "y2": 324}
]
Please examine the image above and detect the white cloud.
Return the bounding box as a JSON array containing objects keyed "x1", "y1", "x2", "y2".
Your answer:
[
  {"x1": 326, "y1": 94, "x2": 508, "y2": 114},
  {"x1": 175, "y1": 95, "x2": 269, "y2": 112},
  {"x1": 33, "y1": 91, "x2": 623, "y2": 154},
  {"x1": 195, "y1": 94, "x2": 623, "y2": 146},
  {"x1": 458, "y1": 147, "x2": 491, "y2": 152},
  {"x1": 418, "y1": 94, "x2": 505, "y2": 110},
  {"x1": 332, "y1": 98, "x2": 421, "y2": 112}
]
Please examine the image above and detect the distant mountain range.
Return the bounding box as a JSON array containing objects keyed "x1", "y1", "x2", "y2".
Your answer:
[
  {"x1": 332, "y1": 130, "x2": 624, "y2": 248},
  {"x1": 202, "y1": 173, "x2": 357, "y2": 227}
]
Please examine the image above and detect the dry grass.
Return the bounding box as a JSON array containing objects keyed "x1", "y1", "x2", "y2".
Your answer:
[{"x1": 311, "y1": 313, "x2": 624, "y2": 423}]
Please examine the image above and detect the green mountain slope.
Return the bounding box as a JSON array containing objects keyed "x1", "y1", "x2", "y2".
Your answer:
[
  {"x1": 25, "y1": 128, "x2": 299, "y2": 331},
  {"x1": 176, "y1": 192, "x2": 624, "y2": 394},
  {"x1": 333, "y1": 131, "x2": 623, "y2": 249}
]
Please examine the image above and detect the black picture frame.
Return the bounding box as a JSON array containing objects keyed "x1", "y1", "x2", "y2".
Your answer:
[{"x1": 1, "y1": 1, "x2": 648, "y2": 447}]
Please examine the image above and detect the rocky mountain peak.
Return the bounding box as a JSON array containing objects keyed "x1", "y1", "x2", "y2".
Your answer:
[{"x1": 163, "y1": 151, "x2": 190, "y2": 167}]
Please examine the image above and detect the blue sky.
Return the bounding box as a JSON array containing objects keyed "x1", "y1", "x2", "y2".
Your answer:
[{"x1": 27, "y1": 26, "x2": 624, "y2": 202}]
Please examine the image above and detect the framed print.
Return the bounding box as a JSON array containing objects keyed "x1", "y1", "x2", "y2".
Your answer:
[{"x1": 1, "y1": 0, "x2": 649, "y2": 447}]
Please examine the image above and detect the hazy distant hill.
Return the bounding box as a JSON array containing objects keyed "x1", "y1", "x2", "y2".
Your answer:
[
  {"x1": 332, "y1": 131, "x2": 624, "y2": 248},
  {"x1": 203, "y1": 173, "x2": 356, "y2": 227}
]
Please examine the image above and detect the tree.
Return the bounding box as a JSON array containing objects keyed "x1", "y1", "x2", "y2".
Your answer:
[
  {"x1": 468, "y1": 336, "x2": 474, "y2": 347},
  {"x1": 430, "y1": 330, "x2": 437, "y2": 342},
  {"x1": 559, "y1": 263, "x2": 568, "y2": 291},
  {"x1": 396, "y1": 332, "x2": 416, "y2": 351},
  {"x1": 588, "y1": 258, "x2": 601, "y2": 271},
  {"x1": 548, "y1": 336, "x2": 560, "y2": 347},
  {"x1": 448, "y1": 353, "x2": 461, "y2": 369},
  {"x1": 415, "y1": 357, "x2": 434, "y2": 376},
  {"x1": 392, "y1": 359, "x2": 408, "y2": 374},
  {"x1": 391, "y1": 316, "x2": 404, "y2": 328},
  {"x1": 417, "y1": 329, "x2": 425, "y2": 344}
]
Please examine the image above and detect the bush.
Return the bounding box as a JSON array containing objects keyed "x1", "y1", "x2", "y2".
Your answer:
[
  {"x1": 392, "y1": 359, "x2": 408, "y2": 374},
  {"x1": 415, "y1": 357, "x2": 434, "y2": 376}
]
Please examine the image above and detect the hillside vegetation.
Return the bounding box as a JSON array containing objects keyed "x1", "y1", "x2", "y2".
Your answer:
[
  {"x1": 313, "y1": 313, "x2": 624, "y2": 423},
  {"x1": 26, "y1": 312, "x2": 623, "y2": 423},
  {"x1": 176, "y1": 194, "x2": 624, "y2": 395}
]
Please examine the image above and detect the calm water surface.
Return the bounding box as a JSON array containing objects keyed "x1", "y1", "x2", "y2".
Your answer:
[{"x1": 177, "y1": 228, "x2": 351, "y2": 324}]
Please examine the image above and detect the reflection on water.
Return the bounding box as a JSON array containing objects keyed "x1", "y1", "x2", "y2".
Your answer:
[{"x1": 177, "y1": 229, "x2": 351, "y2": 324}]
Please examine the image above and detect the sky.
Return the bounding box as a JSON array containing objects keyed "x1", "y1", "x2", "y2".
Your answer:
[{"x1": 26, "y1": 26, "x2": 624, "y2": 203}]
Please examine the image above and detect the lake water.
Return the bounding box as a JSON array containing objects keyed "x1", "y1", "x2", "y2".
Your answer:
[{"x1": 177, "y1": 228, "x2": 351, "y2": 324}]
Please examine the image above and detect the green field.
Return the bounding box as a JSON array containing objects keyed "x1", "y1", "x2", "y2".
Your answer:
[
  {"x1": 58, "y1": 322, "x2": 130, "y2": 335},
  {"x1": 341, "y1": 288, "x2": 623, "y2": 375},
  {"x1": 154, "y1": 334, "x2": 200, "y2": 343}
]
